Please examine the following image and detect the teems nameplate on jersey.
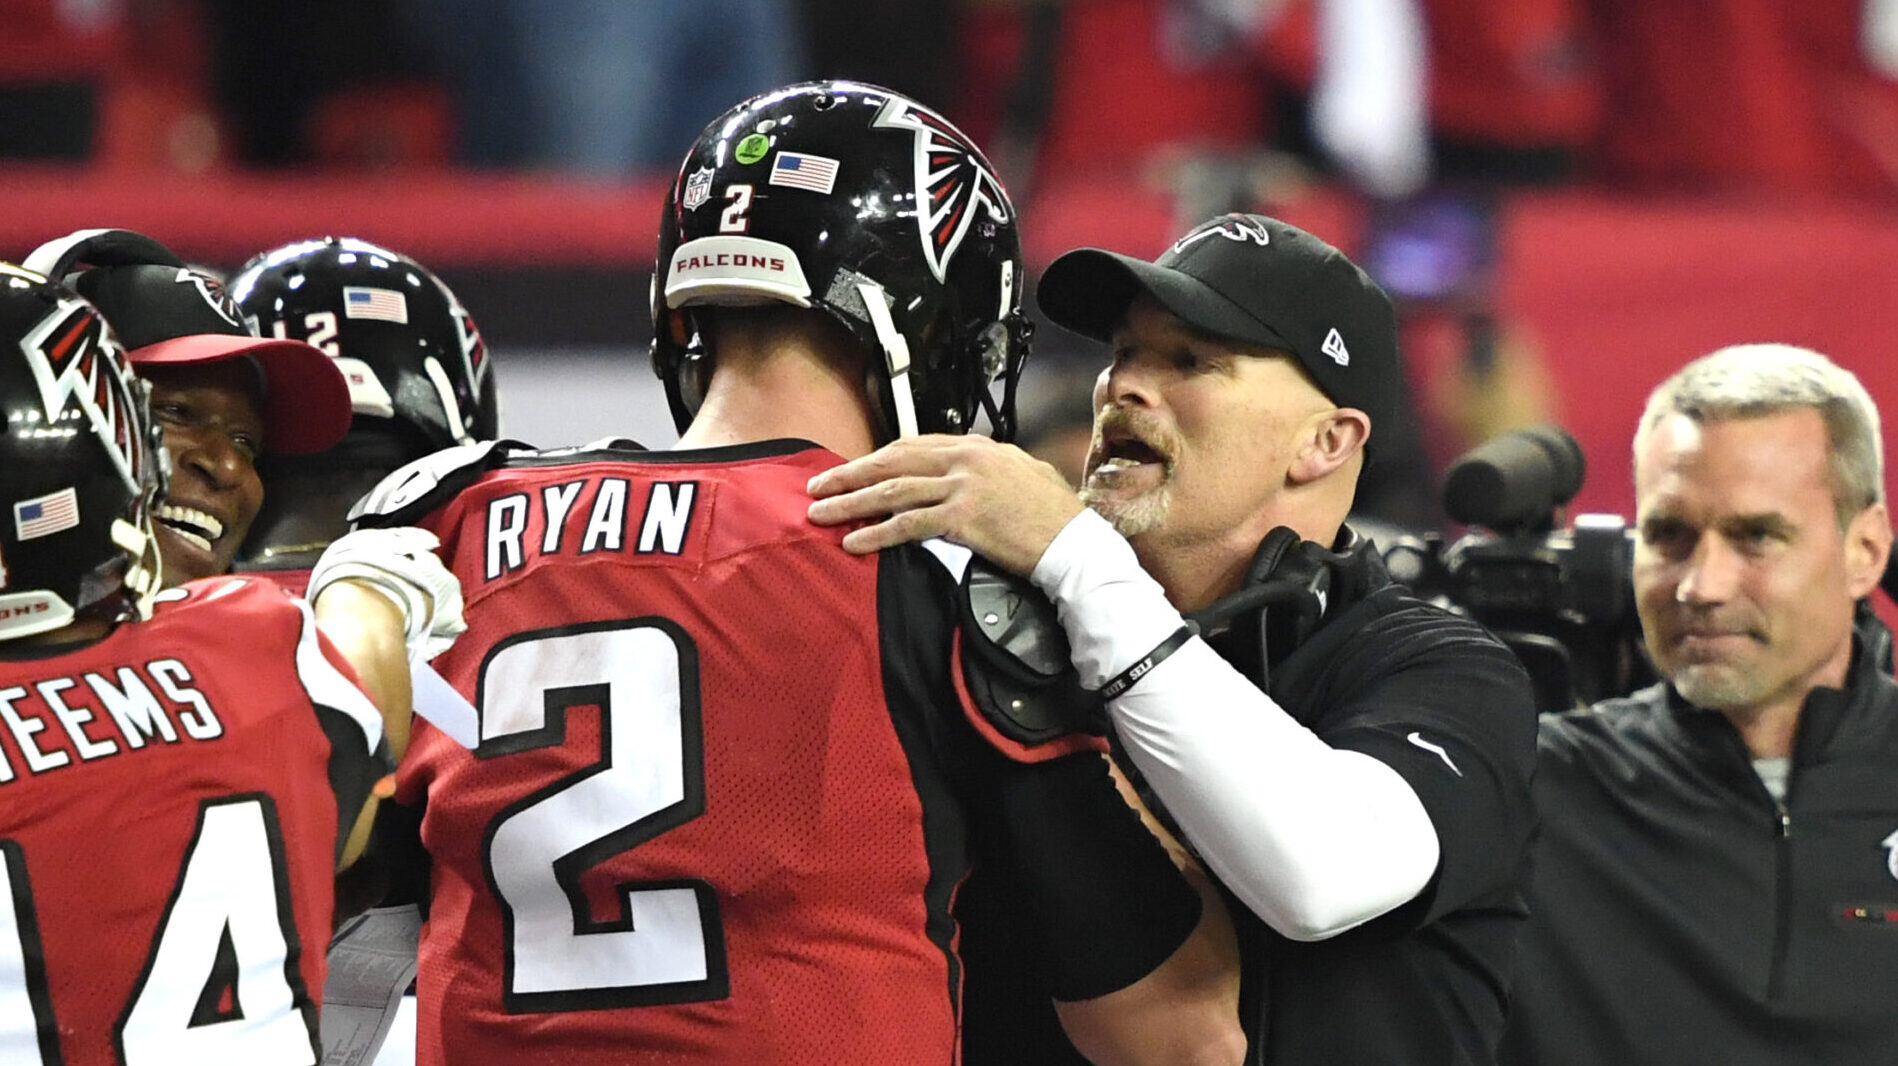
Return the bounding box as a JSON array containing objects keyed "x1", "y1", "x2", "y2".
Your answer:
[{"x1": 0, "y1": 659, "x2": 223, "y2": 781}]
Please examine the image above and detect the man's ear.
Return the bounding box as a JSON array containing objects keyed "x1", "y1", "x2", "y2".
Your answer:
[
  {"x1": 1843, "y1": 500, "x2": 1893, "y2": 600},
  {"x1": 1288, "y1": 408, "x2": 1371, "y2": 485}
]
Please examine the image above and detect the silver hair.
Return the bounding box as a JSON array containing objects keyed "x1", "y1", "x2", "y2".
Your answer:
[{"x1": 1634, "y1": 343, "x2": 1883, "y2": 526}]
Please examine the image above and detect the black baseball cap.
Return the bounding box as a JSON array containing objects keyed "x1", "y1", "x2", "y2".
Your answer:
[
  {"x1": 1036, "y1": 213, "x2": 1401, "y2": 441},
  {"x1": 72, "y1": 262, "x2": 352, "y2": 456}
]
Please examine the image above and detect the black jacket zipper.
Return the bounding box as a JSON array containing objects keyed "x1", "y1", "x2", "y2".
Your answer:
[{"x1": 1766, "y1": 797, "x2": 1794, "y2": 1001}]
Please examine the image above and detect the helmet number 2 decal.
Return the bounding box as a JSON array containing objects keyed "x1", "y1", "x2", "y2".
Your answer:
[
  {"x1": 269, "y1": 312, "x2": 340, "y2": 357},
  {"x1": 718, "y1": 186, "x2": 754, "y2": 235}
]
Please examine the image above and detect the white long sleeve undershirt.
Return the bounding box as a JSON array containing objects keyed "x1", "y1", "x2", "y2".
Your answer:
[{"x1": 1030, "y1": 509, "x2": 1441, "y2": 940}]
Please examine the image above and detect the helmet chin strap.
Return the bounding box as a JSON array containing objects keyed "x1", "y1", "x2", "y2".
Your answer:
[
  {"x1": 422, "y1": 356, "x2": 471, "y2": 445},
  {"x1": 113, "y1": 515, "x2": 165, "y2": 619},
  {"x1": 856, "y1": 280, "x2": 919, "y2": 439}
]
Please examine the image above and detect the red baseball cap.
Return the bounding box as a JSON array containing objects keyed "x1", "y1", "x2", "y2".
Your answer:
[{"x1": 75, "y1": 263, "x2": 352, "y2": 456}]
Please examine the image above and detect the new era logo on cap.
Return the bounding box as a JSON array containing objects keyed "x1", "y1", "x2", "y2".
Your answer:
[{"x1": 1322, "y1": 328, "x2": 1350, "y2": 366}]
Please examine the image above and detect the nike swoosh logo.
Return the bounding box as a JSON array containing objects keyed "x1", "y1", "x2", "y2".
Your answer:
[{"x1": 1407, "y1": 731, "x2": 1462, "y2": 777}]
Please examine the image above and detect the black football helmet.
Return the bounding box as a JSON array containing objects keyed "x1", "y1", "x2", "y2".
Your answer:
[
  {"x1": 652, "y1": 80, "x2": 1031, "y2": 442},
  {"x1": 0, "y1": 262, "x2": 166, "y2": 640},
  {"x1": 229, "y1": 237, "x2": 499, "y2": 456}
]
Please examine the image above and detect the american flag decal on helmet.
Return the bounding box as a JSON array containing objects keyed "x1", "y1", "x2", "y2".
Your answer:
[{"x1": 872, "y1": 97, "x2": 1011, "y2": 283}]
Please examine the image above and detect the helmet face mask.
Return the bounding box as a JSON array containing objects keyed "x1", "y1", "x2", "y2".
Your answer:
[
  {"x1": 0, "y1": 263, "x2": 166, "y2": 640},
  {"x1": 652, "y1": 80, "x2": 1032, "y2": 443},
  {"x1": 230, "y1": 237, "x2": 500, "y2": 458}
]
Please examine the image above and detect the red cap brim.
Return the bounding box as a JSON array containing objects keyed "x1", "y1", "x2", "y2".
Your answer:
[{"x1": 129, "y1": 336, "x2": 352, "y2": 456}]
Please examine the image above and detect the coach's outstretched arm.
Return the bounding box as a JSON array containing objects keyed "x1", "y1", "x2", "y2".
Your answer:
[{"x1": 810, "y1": 435, "x2": 1441, "y2": 939}]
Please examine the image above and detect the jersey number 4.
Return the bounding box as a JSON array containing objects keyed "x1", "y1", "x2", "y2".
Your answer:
[
  {"x1": 477, "y1": 618, "x2": 729, "y2": 1013},
  {"x1": 2, "y1": 797, "x2": 317, "y2": 1065}
]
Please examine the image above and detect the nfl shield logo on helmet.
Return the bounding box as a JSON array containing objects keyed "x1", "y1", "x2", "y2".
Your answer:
[{"x1": 683, "y1": 167, "x2": 715, "y2": 211}]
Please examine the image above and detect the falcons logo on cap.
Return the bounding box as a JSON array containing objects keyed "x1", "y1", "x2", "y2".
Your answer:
[
  {"x1": 872, "y1": 98, "x2": 1010, "y2": 283},
  {"x1": 176, "y1": 267, "x2": 245, "y2": 328},
  {"x1": 1170, "y1": 214, "x2": 1272, "y2": 256}
]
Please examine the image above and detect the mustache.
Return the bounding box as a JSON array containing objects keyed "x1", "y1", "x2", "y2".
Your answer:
[
  {"x1": 1086, "y1": 407, "x2": 1178, "y2": 472},
  {"x1": 1666, "y1": 606, "x2": 1766, "y2": 642}
]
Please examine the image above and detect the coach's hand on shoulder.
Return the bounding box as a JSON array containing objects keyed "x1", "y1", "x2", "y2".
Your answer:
[
  {"x1": 309, "y1": 527, "x2": 468, "y2": 663},
  {"x1": 807, "y1": 434, "x2": 1084, "y2": 576}
]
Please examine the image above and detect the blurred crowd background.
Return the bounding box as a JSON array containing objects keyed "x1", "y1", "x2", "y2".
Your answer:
[{"x1": 6, "y1": 0, "x2": 1898, "y2": 531}]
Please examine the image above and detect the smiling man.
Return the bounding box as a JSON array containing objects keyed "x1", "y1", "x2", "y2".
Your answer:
[
  {"x1": 1499, "y1": 344, "x2": 1898, "y2": 1066},
  {"x1": 809, "y1": 212, "x2": 1538, "y2": 1065},
  {"x1": 0, "y1": 260, "x2": 475, "y2": 1065},
  {"x1": 26, "y1": 229, "x2": 351, "y2": 583}
]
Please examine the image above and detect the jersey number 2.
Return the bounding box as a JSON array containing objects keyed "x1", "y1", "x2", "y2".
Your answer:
[
  {"x1": 477, "y1": 619, "x2": 728, "y2": 1013},
  {"x1": 2, "y1": 797, "x2": 316, "y2": 1065}
]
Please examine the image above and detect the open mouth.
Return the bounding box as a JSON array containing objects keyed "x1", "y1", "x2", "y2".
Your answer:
[
  {"x1": 1091, "y1": 432, "x2": 1168, "y2": 478},
  {"x1": 154, "y1": 503, "x2": 225, "y2": 554}
]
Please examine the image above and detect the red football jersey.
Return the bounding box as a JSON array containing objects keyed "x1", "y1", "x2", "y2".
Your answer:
[
  {"x1": 394, "y1": 440, "x2": 1095, "y2": 1065},
  {"x1": 0, "y1": 577, "x2": 386, "y2": 1065}
]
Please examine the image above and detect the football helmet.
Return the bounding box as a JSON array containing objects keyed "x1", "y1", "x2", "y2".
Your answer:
[
  {"x1": 0, "y1": 262, "x2": 166, "y2": 640},
  {"x1": 652, "y1": 80, "x2": 1031, "y2": 441},
  {"x1": 229, "y1": 237, "x2": 499, "y2": 457}
]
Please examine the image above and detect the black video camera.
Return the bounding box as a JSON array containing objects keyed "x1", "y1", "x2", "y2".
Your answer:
[{"x1": 1381, "y1": 425, "x2": 1655, "y2": 712}]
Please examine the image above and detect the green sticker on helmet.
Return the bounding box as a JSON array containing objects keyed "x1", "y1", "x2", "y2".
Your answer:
[{"x1": 735, "y1": 134, "x2": 771, "y2": 165}]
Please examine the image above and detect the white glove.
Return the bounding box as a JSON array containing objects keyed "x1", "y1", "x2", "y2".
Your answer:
[{"x1": 308, "y1": 527, "x2": 467, "y2": 663}]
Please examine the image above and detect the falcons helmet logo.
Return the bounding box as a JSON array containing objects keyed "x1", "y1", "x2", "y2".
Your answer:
[
  {"x1": 18, "y1": 295, "x2": 145, "y2": 490},
  {"x1": 434, "y1": 276, "x2": 490, "y2": 391},
  {"x1": 872, "y1": 97, "x2": 1011, "y2": 284}
]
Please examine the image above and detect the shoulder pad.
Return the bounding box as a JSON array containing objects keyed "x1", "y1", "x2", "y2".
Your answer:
[
  {"x1": 150, "y1": 575, "x2": 282, "y2": 608},
  {"x1": 958, "y1": 557, "x2": 1106, "y2": 744},
  {"x1": 511, "y1": 436, "x2": 651, "y2": 463},
  {"x1": 348, "y1": 439, "x2": 527, "y2": 528},
  {"x1": 566, "y1": 435, "x2": 648, "y2": 453}
]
